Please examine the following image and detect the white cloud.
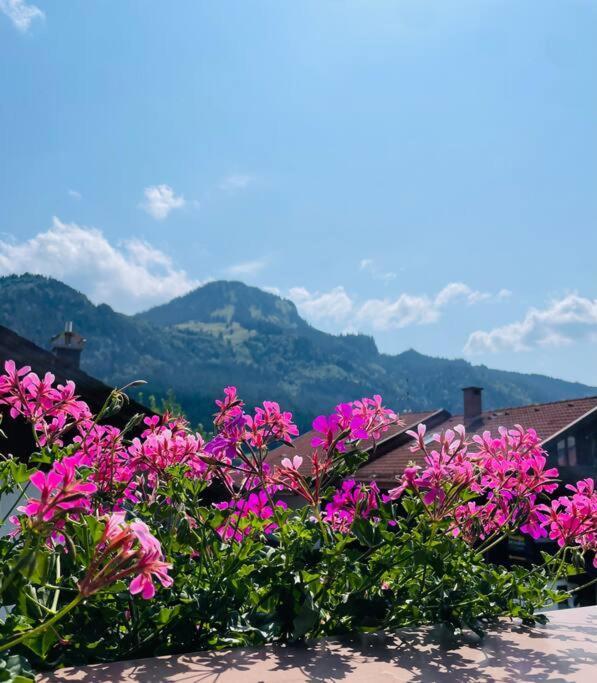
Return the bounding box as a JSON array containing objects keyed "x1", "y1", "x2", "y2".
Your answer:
[
  {"x1": 0, "y1": 217, "x2": 200, "y2": 313},
  {"x1": 225, "y1": 259, "x2": 267, "y2": 277},
  {"x1": 359, "y1": 258, "x2": 397, "y2": 283},
  {"x1": 0, "y1": 0, "x2": 43, "y2": 32},
  {"x1": 287, "y1": 281, "x2": 507, "y2": 332},
  {"x1": 219, "y1": 174, "x2": 255, "y2": 191},
  {"x1": 68, "y1": 189, "x2": 82, "y2": 200},
  {"x1": 464, "y1": 294, "x2": 597, "y2": 355},
  {"x1": 434, "y1": 282, "x2": 490, "y2": 307},
  {"x1": 124, "y1": 238, "x2": 175, "y2": 269},
  {"x1": 356, "y1": 293, "x2": 438, "y2": 330},
  {"x1": 289, "y1": 286, "x2": 354, "y2": 323},
  {"x1": 356, "y1": 282, "x2": 500, "y2": 331},
  {"x1": 141, "y1": 184, "x2": 186, "y2": 220}
]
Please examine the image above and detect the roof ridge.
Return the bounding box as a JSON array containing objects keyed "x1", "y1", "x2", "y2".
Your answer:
[{"x1": 448, "y1": 395, "x2": 597, "y2": 420}]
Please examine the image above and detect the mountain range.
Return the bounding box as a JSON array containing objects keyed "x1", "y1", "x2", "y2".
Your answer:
[{"x1": 0, "y1": 273, "x2": 595, "y2": 430}]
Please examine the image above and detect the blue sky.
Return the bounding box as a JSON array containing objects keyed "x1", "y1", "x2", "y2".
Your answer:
[{"x1": 1, "y1": 0, "x2": 596, "y2": 385}]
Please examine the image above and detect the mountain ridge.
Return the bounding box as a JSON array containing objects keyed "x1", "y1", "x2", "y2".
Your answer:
[
  {"x1": 136, "y1": 280, "x2": 310, "y2": 334},
  {"x1": 0, "y1": 273, "x2": 594, "y2": 429}
]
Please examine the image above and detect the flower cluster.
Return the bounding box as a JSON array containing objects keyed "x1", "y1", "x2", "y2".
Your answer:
[
  {"x1": 19, "y1": 455, "x2": 96, "y2": 529},
  {"x1": 270, "y1": 396, "x2": 400, "y2": 507},
  {"x1": 0, "y1": 360, "x2": 90, "y2": 446},
  {"x1": 127, "y1": 421, "x2": 207, "y2": 489},
  {"x1": 539, "y1": 479, "x2": 597, "y2": 566},
  {"x1": 73, "y1": 414, "x2": 210, "y2": 503},
  {"x1": 323, "y1": 480, "x2": 379, "y2": 533},
  {"x1": 2, "y1": 354, "x2": 596, "y2": 666},
  {"x1": 214, "y1": 491, "x2": 287, "y2": 542},
  {"x1": 73, "y1": 423, "x2": 135, "y2": 499},
  {"x1": 386, "y1": 422, "x2": 596, "y2": 552},
  {"x1": 78, "y1": 512, "x2": 173, "y2": 599},
  {"x1": 214, "y1": 387, "x2": 299, "y2": 453},
  {"x1": 311, "y1": 396, "x2": 399, "y2": 453}
]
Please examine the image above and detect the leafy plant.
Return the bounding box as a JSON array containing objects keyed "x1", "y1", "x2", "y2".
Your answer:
[{"x1": 0, "y1": 361, "x2": 595, "y2": 676}]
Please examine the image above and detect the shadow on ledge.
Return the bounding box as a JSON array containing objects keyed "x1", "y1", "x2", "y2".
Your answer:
[{"x1": 42, "y1": 608, "x2": 597, "y2": 683}]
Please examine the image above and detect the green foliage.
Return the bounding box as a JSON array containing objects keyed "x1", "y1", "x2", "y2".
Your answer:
[
  {"x1": 138, "y1": 389, "x2": 184, "y2": 419},
  {"x1": 0, "y1": 655, "x2": 35, "y2": 683},
  {"x1": 1, "y1": 274, "x2": 595, "y2": 430},
  {"x1": 0, "y1": 448, "x2": 580, "y2": 676}
]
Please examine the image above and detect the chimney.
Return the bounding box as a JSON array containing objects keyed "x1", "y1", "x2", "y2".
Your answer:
[
  {"x1": 462, "y1": 386, "x2": 483, "y2": 424},
  {"x1": 51, "y1": 322, "x2": 86, "y2": 370}
]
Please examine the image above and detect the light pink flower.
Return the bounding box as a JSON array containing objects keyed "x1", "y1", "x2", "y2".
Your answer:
[{"x1": 281, "y1": 455, "x2": 303, "y2": 470}]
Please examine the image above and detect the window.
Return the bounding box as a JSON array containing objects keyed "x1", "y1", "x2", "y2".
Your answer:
[
  {"x1": 555, "y1": 434, "x2": 579, "y2": 467},
  {"x1": 557, "y1": 439, "x2": 567, "y2": 466},
  {"x1": 567, "y1": 436, "x2": 577, "y2": 467},
  {"x1": 577, "y1": 425, "x2": 597, "y2": 467}
]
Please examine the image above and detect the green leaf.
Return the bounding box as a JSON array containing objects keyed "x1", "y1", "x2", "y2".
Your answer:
[
  {"x1": 22, "y1": 624, "x2": 58, "y2": 659},
  {"x1": 28, "y1": 552, "x2": 50, "y2": 585},
  {"x1": 0, "y1": 655, "x2": 35, "y2": 683},
  {"x1": 30, "y1": 451, "x2": 52, "y2": 465},
  {"x1": 292, "y1": 594, "x2": 318, "y2": 640},
  {"x1": 84, "y1": 515, "x2": 105, "y2": 544},
  {"x1": 401, "y1": 497, "x2": 418, "y2": 516},
  {"x1": 8, "y1": 462, "x2": 34, "y2": 485},
  {"x1": 352, "y1": 518, "x2": 381, "y2": 547},
  {"x1": 158, "y1": 606, "x2": 180, "y2": 624}
]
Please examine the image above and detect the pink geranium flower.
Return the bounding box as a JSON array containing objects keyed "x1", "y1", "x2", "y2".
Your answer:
[
  {"x1": 20, "y1": 457, "x2": 96, "y2": 527},
  {"x1": 79, "y1": 514, "x2": 173, "y2": 600},
  {"x1": 0, "y1": 360, "x2": 90, "y2": 447}
]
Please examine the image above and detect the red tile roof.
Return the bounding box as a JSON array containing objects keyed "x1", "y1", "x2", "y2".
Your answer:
[{"x1": 356, "y1": 396, "x2": 597, "y2": 486}]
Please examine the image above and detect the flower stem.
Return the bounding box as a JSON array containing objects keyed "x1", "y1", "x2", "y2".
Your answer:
[
  {"x1": 0, "y1": 482, "x2": 27, "y2": 527},
  {"x1": 568, "y1": 575, "x2": 597, "y2": 595},
  {"x1": 475, "y1": 532, "x2": 507, "y2": 558},
  {"x1": 0, "y1": 594, "x2": 83, "y2": 653}
]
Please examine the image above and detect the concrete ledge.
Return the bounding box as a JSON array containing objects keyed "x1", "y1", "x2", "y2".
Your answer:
[{"x1": 41, "y1": 606, "x2": 597, "y2": 682}]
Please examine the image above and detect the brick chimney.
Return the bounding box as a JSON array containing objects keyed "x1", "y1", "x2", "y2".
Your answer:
[
  {"x1": 462, "y1": 386, "x2": 483, "y2": 424},
  {"x1": 51, "y1": 322, "x2": 86, "y2": 370}
]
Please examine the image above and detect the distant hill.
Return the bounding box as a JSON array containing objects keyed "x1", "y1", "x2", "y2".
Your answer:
[
  {"x1": 0, "y1": 273, "x2": 594, "y2": 430},
  {"x1": 138, "y1": 280, "x2": 310, "y2": 334}
]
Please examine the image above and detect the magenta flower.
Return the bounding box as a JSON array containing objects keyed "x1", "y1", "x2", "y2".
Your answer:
[
  {"x1": 252, "y1": 401, "x2": 299, "y2": 444},
  {"x1": 323, "y1": 480, "x2": 380, "y2": 533},
  {"x1": 215, "y1": 491, "x2": 287, "y2": 542},
  {"x1": 406, "y1": 423, "x2": 427, "y2": 452},
  {"x1": 536, "y1": 479, "x2": 597, "y2": 560},
  {"x1": 519, "y1": 502, "x2": 549, "y2": 540},
  {"x1": 272, "y1": 454, "x2": 317, "y2": 504},
  {"x1": 0, "y1": 361, "x2": 90, "y2": 447},
  {"x1": 311, "y1": 395, "x2": 400, "y2": 453},
  {"x1": 214, "y1": 386, "x2": 245, "y2": 430},
  {"x1": 384, "y1": 466, "x2": 421, "y2": 502},
  {"x1": 20, "y1": 457, "x2": 96, "y2": 527},
  {"x1": 311, "y1": 414, "x2": 342, "y2": 450}
]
